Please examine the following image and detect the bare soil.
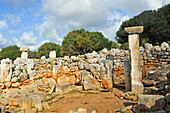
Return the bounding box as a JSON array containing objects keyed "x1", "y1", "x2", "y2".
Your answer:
[{"x1": 45, "y1": 88, "x2": 136, "y2": 113}]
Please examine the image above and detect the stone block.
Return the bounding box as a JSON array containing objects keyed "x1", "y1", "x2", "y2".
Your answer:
[
  {"x1": 124, "y1": 26, "x2": 143, "y2": 34},
  {"x1": 80, "y1": 70, "x2": 92, "y2": 90},
  {"x1": 55, "y1": 83, "x2": 70, "y2": 94},
  {"x1": 53, "y1": 65, "x2": 59, "y2": 74},
  {"x1": 0, "y1": 58, "x2": 12, "y2": 82}
]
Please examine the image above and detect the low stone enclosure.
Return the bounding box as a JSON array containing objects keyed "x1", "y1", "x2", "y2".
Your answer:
[{"x1": 0, "y1": 26, "x2": 169, "y2": 113}]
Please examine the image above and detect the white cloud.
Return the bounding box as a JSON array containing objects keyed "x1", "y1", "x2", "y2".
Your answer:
[
  {"x1": 0, "y1": 33, "x2": 8, "y2": 48},
  {"x1": 38, "y1": 16, "x2": 63, "y2": 43},
  {"x1": 0, "y1": 20, "x2": 8, "y2": 30},
  {"x1": 40, "y1": 0, "x2": 169, "y2": 42},
  {"x1": 13, "y1": 37, "x2": 49, "y2": 51},
  {"x1": 4, "y1": 14, "x2": 21, "y2": 26},
  {"x1": 20, "y1": 32, "x2": 37, "y2": 45}
]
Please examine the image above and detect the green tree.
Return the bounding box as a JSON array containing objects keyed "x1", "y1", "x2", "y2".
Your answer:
[
  {"x1": 110, "y1": 41, "x2": 120, "y2": 49},
  {"x1": 28, "y1": 51, "x2": 38, "y2": 59},
  {"x1": 116, "y1": 4, "x2": 170, "y2": 46},
  {"x1": 0, "y1": 45, "x2": 21, "y2": 61},
  {"x1": 38, "y1": 42, "x2": 61, "y2": 58},
  {"x1": 62, "y1": 29, "x2": 112, "y2": 56}
]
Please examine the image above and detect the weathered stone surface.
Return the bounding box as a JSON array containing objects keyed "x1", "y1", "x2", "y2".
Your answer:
[
  {"x1": 9, "y1": 98, "x2": 20, "y2": 106},
  {"x1": 21, "y1": 52, "x2": 28, "y2": 59},
  {"x1": 77, "y1": 108, "x2": 87, "y2": 113},
  {"x1": 55, "y1": 83, "x2": 70, "y2": 94},
  {"x1": 137, "y1": 94, "x2": 165, "y2": 111},
  {"x1": 0, "y1": 98, "x2": 9, "y2": 105},
  {"x1": 124, "y1": 61, "x2": 131, "y2": 91},
  {"x1": 29, "y1": 95, "x2": 42, "y2": 111},
  {"x1": 20, "y1": 47, "x2": 29, "y2": 52},
  {"x1": 25, "y1": 108, "x2": 37, "y2": 113},
  {"x1": 125, "y1": 26, "x2": 143, "y2": 34},
  {"x1": 78, "y1": 61, "x2": 85, "y2": 70},
  {"x1": 42, "y1": 102, "x2": 50, "y2": 110},
  {"x1": 0, "y1": 105, "x2": 6, "y2": 113},
  {"x1": 80, "y1": 70, "x2": 92, "y2": 90},
  {"x1": 49, "y1": 51, "x2": 56, "y2": 59},
  {"x1": 18, "y1": 73, "x2": 27, "y2": 81},
  {"x1": 20, "y1": 96, "x2": 32, "y2": 110}
]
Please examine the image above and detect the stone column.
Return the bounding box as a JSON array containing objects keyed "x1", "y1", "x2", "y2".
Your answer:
[
  {"x1": 0, "y1": 58, "x2": 12, "y2": 82},
  {"x1": 49, "y1": 51, "x2": 56, "y2": 59},
  {"x1": 20, "y1": 47, "x2": 30, "y2": 59},
  {"x1": 124, "y1": 26, "x2": 144, "y2": 94}
]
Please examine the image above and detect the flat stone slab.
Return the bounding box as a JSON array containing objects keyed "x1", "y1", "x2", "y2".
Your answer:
[
  {"x1": 20, "y1": 47, "x2": 30, "y2": 52},
  {"x1": 124, "y1": 26, "x2": 143, "y2": 34}
]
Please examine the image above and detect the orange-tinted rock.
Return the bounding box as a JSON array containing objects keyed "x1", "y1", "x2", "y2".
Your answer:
[{"x1": 102, "y1": 80, "x2": 112, "y2": 89}]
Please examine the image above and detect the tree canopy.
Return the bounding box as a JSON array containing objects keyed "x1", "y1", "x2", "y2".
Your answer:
[
  {"x1": 0, "y1": 45, "x2": 21, "y2": 61},
  {"x1": 38, "y1": 42, "x2": 61, "y2": 58},
  {"x1": 62, "y1": 29, "x2": 113, "y2": 56},
  {"x1": 116, "y1": 4, "x2": 170, "y2": 47}
]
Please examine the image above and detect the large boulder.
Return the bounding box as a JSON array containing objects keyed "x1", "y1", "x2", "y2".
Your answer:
[
  {"x1": 135, "y1": 94, "x2": 165, "y2": 112},
  {"x1": 161, "y1": 42, "x2": 169, "y2": 51}
]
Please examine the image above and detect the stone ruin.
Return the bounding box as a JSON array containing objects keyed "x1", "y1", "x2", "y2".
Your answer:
[{"x1": 0, "y1": 26, "x2": 169, "y2": 112}]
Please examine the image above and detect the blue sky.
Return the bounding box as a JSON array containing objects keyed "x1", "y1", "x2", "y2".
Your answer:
[{"x1": 0, "y1": 0, "x2": 169, "y2": 51}]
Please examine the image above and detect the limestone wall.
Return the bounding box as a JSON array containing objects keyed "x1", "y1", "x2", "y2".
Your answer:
[{"x1": 0, "y1": 42, "x2": 169, "y2": 90}]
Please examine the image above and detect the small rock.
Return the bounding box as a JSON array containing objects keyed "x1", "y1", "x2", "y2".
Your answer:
[
  {"x1": 11, "y1": 82, "x2": 21, "y2": 88},
  {"x1": 11, "y1": 77, "x2": 18, "y2": 83},
  {"x1": 55, "y1": 83, "x2": 70, "y2": 94},
  {"x1": 90, "y1": 110, "x2": 96, "y2": 113},
  {"x1": 121, "y1": 105, "x2": 133, "y2": 112},
  {"x1": 77, "y1": 108, "x2": 87, "y2": 113},
  {"x1": 68, "y1": 110, "x2": 79, "y2": 113},
  {"x1": 42, "y1": 102, "x2": 50, "y2": 110}
]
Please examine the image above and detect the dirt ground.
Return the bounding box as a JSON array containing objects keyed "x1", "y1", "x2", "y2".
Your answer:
[{"x1": 45, "y1": 88, "x2": 136, "y2": 113}]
